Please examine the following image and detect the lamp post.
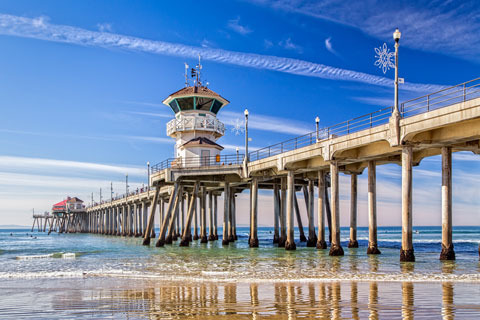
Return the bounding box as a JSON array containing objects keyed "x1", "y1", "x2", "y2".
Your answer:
[
  {"x1": 110, "y1": 182, "x2": 113, "y2": 202},
  {"x1": 315, "y1": 116, "x2": 320, "y2": 141},
  {"x1": 236, "y1": 147, "x2": 239, "y2": 163},
  {"x1": 147, "y1": 161, "x2": 150, "y2": 191},
  {"x1": 393, "y1": 28, "x2": 401, "y2": 116},
  {"x1": 100, "y1": 188, "x2": 102, "y2": 203},
  {"x1": 244, "y1": 109, "x2": 249, "y2": 162},
  {"x1": 126, "y1": 174, "x2": 129, "y2": 196}
]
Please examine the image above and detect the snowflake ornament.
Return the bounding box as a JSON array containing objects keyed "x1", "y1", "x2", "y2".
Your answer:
[
  {"x1": 231, "y1": 118, "x2": 245, "y2": 135},
  {"x1": 374, "y1": 43, "x2": 395, "y2": 74}
]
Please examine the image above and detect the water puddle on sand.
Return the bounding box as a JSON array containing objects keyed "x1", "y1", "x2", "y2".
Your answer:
[{"x1": 0, "y1": 277, "x2": 479, "y2": 319}]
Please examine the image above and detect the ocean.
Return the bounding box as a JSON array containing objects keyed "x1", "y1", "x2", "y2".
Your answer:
[{"x1": 1, "y1": 226, "x2": 479, "y2": 319}]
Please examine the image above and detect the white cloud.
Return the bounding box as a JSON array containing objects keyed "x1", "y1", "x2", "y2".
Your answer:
[
  {"x1": 246, "y1": 0, "x2": 480, "y2": 63},
  {"x1": 279, "y1": 37, "x2": 303, "y2": 53},
  {"x1": 0, "y1": 13, "x2": 444, "y2": 93},
  {"x1": 219, "y1": 110, "x2": 312, "y2": 135},
  {"x1": 264, "y1": 39, "x2": 273, "y2": 49},
  {"x1": 227, "y1": 17, "x2": 252, "y2": 35},
  {"x1": 96, "y1": 22, "x2": 112, "y2": 32},
  {"x1": 0, "y1": 156, "x2": 145, "y2": 177},
  {"x1": 324, "y1": 37, "x2": 335, "y2": 55}
]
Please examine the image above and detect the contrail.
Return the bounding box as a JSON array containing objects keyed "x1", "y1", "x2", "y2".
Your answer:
[{"x1": 0, "y1": 13, "x2": 445, "y2": 92}]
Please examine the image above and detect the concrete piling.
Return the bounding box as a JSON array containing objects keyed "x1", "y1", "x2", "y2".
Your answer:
[
  {"x1": 440, "y1": 146, "x2": 455, "y2": 260},
  {"x1": 305, "y1": 181, "x2": 317, "y2": 247},
  {"x1": 400, "y1": 146, "x2": 415, "y2": 262},
  {"x1": 348, "y1": 174, "x2": 359, "y2": 248},
  {"x1": 222, "y1": 182, "x2": 230, "y2": 246},
  {"x1": 279, "y1": 177, "x2": 287, "y2": 248},
  {"x1": 329, "y1": 161, "x2": 344, "y2": 256},
  {"x1": 316, "y1": 170, "x2": 327, "y2": 249},
  {"x1": 367, "y1": 161, "x2": 381, "y2": 255},
  {"x1": 285, "y1": 171, "x2": 296, "y2": 250},
  {"x1": 293, "y1": 193, "x2": 307, "y2": 242},
  {"x1": 249, "y1": 177, "x2": 259, "y2": 248},
  {"x1": 273, "y1": 183, "x2": 280, "y2": 244},
  {"x1": 200, "y1": 187, "x2": 208, "y2": 243},
  {"x1": 208, "y1": 192, "x2": 215, "y2": 241}
]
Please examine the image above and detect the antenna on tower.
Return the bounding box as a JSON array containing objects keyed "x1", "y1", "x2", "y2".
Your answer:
[
  {"x1": 196, "y1": 54, "x2": 202, "y2": 86},
  {"x1": 184, "y1": 62, "x2": 189, "y2": 87}
]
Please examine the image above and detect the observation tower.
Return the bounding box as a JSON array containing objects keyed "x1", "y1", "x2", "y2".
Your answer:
[{"x1": 163, "y1": 58, "x2": 229, "y2": 167}]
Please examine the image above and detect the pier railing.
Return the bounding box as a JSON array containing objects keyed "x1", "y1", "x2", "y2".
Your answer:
[
  {"x1": 151, "y1": 154, "x2": 244, "y2": 173},
  {"x1": 249, "y1": 107, "x2": 392, "y2": 162},
  {"x1": 249, "y1": 77, "x2": 480, "y2": 162},
  {"x1": 401, "y1": 77, "x2": 480, "y2": 117}
]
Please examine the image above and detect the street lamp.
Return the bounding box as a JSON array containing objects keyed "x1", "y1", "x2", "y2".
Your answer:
[
  {"x1": 147, "y1": 161, "x2": 150, "y2": 191},
  {"x1": 393, "y1": 28, "x2": 401, "y2": 116},
  {"x1": 126, "y1": 173, "x2": 129, "y2": 196},
  {"x1": 315, "y1": 116, "x2": 320, "y2": 141},
  {"x1": 244, "y1": 109, "x2": 249, "y2": 162},
  {"x1": 236, "y1": 147, "x2": 239, "y2": 163}
]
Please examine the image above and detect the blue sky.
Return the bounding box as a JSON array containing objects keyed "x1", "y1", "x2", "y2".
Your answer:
[{"x1": 0, "y1": 0, "x2": 479, "y2": 226}]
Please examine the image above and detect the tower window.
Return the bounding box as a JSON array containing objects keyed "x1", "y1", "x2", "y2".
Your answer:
[
  {"x1": 169, "y1": 100, "x2": 179, "y2": 113},
  {"x1": 176, "y1": 97, "x2": 194, "y2": 111},
  {"x1": 210, "y1": 99, "x2": 223, "y2": 114},
  {"x1": 196, "y1": 97, "x2": 213, "y2": 110}
]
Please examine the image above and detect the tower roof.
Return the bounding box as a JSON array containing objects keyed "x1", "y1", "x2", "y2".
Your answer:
[
  {"x1": 181, "y1": 137, "x2": 224, "y2": 150},
  {"x1": 163, "y1": 85, "x2": 229, "y2": 114}
]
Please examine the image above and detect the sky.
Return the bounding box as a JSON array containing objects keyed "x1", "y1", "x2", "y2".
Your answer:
[{"x1": 0, "y1": 0, "x2": 479, "y2": 227}]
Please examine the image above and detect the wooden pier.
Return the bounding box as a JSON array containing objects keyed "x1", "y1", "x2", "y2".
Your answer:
[{"x1": 36, "y1": 77, "x2": 480, "y2": 262}]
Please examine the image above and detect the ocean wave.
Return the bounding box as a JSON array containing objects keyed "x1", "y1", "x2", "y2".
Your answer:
[{"x1": 15, "y1": 252, "x2": 77, "y2": 260}]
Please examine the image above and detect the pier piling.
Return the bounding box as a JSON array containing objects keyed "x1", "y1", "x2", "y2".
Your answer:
[
  {"x1": 367, "y1": 161, "x2": 381, "y2": 255},
  {"x1": 285, "y1": 171, "x2": 296, "y2": 250},
  {"x1": 305, "y1": 181, "x2": 317, "y2": 247},
  {"x1": 142, "y1": 187, "x2": 160, "y2": 245},
  {"x1": 222, "y1": 182, "x2": 230, "y2": 245},
  {"x1": 440, "y1": 146, "x2": 455, "y2": 260},
  {"x1": 293, "y1": 192, "x2": 307, "y2": 242},
  {"x1": 348, "y1": 173, "x2": 358, "y2": 248},
  {"x1": 249, "y1": 178, "x2": 259, "y2": 247},
  {"x1": 273, "y1": 184, "x2": 280, "y2": 244},
  {"x1": 316, "y1": 170, "x2": 327, "y2": 249},
  {"x1": 279, "y1": 177, "x2": 287, "y2": 247},
  {"x1": 400, "y1": 146, "x2": 415, "y2": 262},
  {"x1": 329, "y1": 161, "x2": 344, "y2": 256}
]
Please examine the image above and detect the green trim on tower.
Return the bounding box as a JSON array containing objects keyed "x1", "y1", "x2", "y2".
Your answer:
[
  {"x1": 193, "y1": 96, "x2": 197, "y2": 110},
  {"x1": 175, "y1": 99, "x2": 181, "y2": 111}
]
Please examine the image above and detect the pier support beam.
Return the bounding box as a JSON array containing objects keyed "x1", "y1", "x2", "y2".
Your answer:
[
  {"x1": 273, "y1": 184, "x2": 280, "y2": 244},
  {"x1": 293, "y1": 192, "x2": 307, "y2": 242},
  {"x1": 348, "y1": 174, "x2": 359, "y2": 248},
  {"x1": 222, "y1": 182, "x2": 230, "y2": 245},
  {"x1": 214, "y1": 194, "x2": 218, "y2": 240},
  {"x1": 285, "y1": 171, "x2": 296, "y2": 250},
  {"x1": 156, "y1": 183, "x2": 180, "y2": 247},
  {"x1": 440, "y1": 146, "x2": 455, "y2": 260},
  {"x1": 401, "y1": 146, "x2": 415, "y2": 262},
  {"x1": 180, "y1": 182, "x2": 199, "y2": 246},
  {"x1": 317, "y1": 170, "x2": 327, "y2": 249},
  {"x1": 367, "y1": 161, "x2": 381, "y2": 255},
  {"x1": 208, "y1": 192, "x2": 215, "y2": 241},
  {"x1": 329, "y1": 161, "x2": 344, "y2": 256},
  {"x1": 193, "y1": 195, "x2": 199, "y2": 241},
  {"x1": 305, "y1": 181, "x2": 317, "y2": 247},
  {"x1": 200, "y1": 187, "x2": 208, "y2": 243},
  {"x1": 142, "y1": 188, "x2": 160, "y2": 245},
  {"x1": 228, "y1": 190, "x2": 235, "y2": 242},
  {"x1": 279, "y1": 177, "x2": 287, "y2": 247},
  {"x1": 249, "y1": 178, "x2": 259, "y2": 247}
]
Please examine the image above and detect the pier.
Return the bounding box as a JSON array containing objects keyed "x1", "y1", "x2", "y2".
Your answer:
[{"x1": 39, "y1": 76, "x2": 480, "y2": 262}]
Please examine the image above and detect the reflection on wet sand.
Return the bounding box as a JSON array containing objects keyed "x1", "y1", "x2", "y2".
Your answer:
[{"x1": 43, "y1": 279, "x2": 473, "y2": 319}]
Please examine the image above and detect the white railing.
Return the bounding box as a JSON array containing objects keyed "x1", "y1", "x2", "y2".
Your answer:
[{"x1": 166, "y1": 114, "x2": 225, "y2": 136}]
